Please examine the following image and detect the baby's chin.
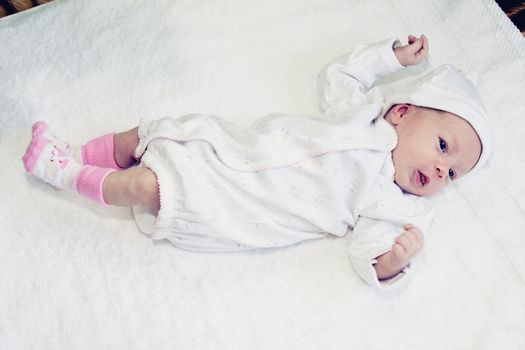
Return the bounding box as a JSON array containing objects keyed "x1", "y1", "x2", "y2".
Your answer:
[
  {"x1": 395, "y1": 181, "x2": 444, "y2": 197},
  {"x1": 394, "y1": 178, "x2": 431, "y2": 197}
]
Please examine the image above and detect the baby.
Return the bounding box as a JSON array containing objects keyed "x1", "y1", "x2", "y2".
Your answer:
[{"x1": 23, "y1": 35, "x2": 491, "y2": 288}]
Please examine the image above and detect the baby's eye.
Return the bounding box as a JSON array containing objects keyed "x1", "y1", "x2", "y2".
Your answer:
[
  {"x1": 448, "y1": 168, "x2": 456, "y2": 179},
  {"x1": 439, "y1": 138, "x2": 447, "y2": 152}
]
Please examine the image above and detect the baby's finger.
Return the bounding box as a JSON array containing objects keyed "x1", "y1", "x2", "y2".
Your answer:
[
  {"x1": 406, "y1": 229, "x2": 423, "y2": 249},
  {"x1": 404, "y1": 224, "x2": 422, "y2": 241},
  {"x1": 403, "y1": 223, "x2": 414, "y2": 230},
  {"x1": 416, "y1": 35, "x2": 429, "y2": 57},
  {"x1": 401, "y1": 231, "x2": 423, "y2": 252},
  {"x1": 391, "y1": 242, "x2": 408, "y2": 262},
  {"x1": 421, "y1": 34, "x2": 429, "y2": 51},
  {"x1": 395, "y1": 234, "x2": 412, "y2": 252},
  {"x1": 408, "y1": 37, "x2": 424, "y2": 52}
]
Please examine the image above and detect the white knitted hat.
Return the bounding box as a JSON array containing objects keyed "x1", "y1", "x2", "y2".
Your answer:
[{"x1": 383, "y1": 64, "x2": 492, "y2": 176}]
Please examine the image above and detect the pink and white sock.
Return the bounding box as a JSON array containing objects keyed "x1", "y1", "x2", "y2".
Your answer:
[
  {"x1": 23, "y1": 121, "x2": 115, "y2": 205},
  {"x1": 21, "y1": 122, "x2": 123, "y2": 170},
  {"x1": 76, "y1": 166, "x2": 116, "y2": 205},
  {"x1": 23, "y1": 121, "x2": 84, "y2": 191},
  {"x1": 81, "y1": 133, "x2": 124, "y2": 170}
]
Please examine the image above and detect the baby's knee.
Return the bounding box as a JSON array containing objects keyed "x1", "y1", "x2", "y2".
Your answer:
[{"x1": 131, "y1": 168, "x2": 160, "y2": 210}]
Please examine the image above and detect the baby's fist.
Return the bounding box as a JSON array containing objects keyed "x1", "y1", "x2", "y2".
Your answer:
[
  {"x1": 394, "y1": 34, "x2": 429, "y2": 66},
  {"x1": 389, "y1": 224, "x2": 424, "y2": 269}
]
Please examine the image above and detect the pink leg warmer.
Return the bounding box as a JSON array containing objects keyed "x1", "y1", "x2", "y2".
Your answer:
[
  {"x1": 81, "y1": 133, "x2": 123, "y2": 170},
  {"x1": 76, "y1": 166, "x2": 116, "y2": 205}
]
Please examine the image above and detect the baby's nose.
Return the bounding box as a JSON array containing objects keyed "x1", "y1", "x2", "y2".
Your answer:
[
  {"x1": 435, "y1": 166, "x2": 446, "y2": 179},
  {"x1": 435, "y1": 160, "x2": 450, "y2": 179}
]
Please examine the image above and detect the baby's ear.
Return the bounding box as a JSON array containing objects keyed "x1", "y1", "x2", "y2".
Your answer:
[{"x1": 389, "y1": 104, "x2": 412, "y2": 125}]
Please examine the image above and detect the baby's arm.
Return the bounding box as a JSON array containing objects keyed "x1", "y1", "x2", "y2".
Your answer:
[
  {"x1": 347, "y1": 190, "x2": 433, "y2": 289},
  {"x1": 317, "y1": 34, "x2": 429, "y2": 114},
  {"x1": 374, "y1": 224, "x2": 423, "y2": 280},
  {"x1": 317, "y1": 37, "x2": 403, "y2": 114}
]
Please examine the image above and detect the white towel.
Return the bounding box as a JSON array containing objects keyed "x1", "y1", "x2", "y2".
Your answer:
[{"x1": 1, "y1": 0, "x2": 524, "y2": 349}]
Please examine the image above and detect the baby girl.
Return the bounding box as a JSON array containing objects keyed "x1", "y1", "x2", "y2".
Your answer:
[{"x1": 23, "y1": 35, "x2": 491, "y2": 288}]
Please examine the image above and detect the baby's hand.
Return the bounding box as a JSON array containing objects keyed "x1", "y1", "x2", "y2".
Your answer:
[
  {"x1": 389, "y1": 224, "x2": 423, "y2": 269},
  {"x1": 394, "y1": 34, "x2": 428, "y2": 66},
  {"x1": 374, "y1": 224, "x2": 424, "y2": 280}
]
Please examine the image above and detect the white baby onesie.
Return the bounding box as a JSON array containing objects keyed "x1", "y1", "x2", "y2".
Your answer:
[{"x1": 133, "y1": 38, "x2": 433, "y2": 288}]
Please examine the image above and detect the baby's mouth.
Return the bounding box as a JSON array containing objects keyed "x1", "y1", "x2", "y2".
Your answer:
[{"x1": 418, "y1": 171, "x2": 428, "y2": 187}]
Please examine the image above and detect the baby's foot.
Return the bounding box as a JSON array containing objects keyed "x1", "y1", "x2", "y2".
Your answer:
[{"x1": 23, "y1": 121, "x2": 84, "y2": 192}]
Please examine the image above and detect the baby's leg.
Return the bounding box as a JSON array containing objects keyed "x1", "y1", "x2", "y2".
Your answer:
[
  {"x1": 24, "y1": 122, "x2": 159, "y2": 211},
  {"x1": 102, "y1": 167, "x2": 160, "y2": 211},
  {"x1": 113, "y1": 127, "x2": 140, "y2": 169}
]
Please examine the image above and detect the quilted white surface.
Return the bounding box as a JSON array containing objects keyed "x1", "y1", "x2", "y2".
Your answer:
[{"x1": 1, "y1": 0, "x2": 524, "y2": 348}]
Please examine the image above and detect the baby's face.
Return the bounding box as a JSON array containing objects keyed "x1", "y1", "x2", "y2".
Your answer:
[{"x1": 385, "y1": 105, "x2": 482, "y2": 196}]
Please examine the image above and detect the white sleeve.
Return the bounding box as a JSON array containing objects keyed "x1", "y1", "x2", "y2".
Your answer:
[
  {"x1": 317, "y1": 37, "x2": 403, "y2": 114},
  {"x1": 347, "y1": 194, "x2": 434, "y2": 289}
]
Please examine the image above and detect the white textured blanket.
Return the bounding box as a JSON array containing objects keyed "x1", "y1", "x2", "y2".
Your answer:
[{"x1": 1, "y1": 0, "x2": 524, "y2": 349}]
